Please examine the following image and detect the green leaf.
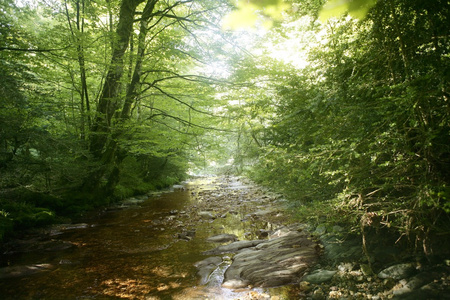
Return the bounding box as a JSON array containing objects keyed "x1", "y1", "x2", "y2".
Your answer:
[
  {"x1": 223, "y1": 0, "x2": 290, "y2": 30},
  {"x1": 319, "y1": 0, "x2": 377, "y2": 22}
]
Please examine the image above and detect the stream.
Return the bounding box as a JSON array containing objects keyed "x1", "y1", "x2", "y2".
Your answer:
[{"x1": 0, "y1": 176, "x2": 300, "y2": 299}]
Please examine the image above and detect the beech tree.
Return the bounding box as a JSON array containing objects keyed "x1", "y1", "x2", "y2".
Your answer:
[
  {"x1": 82, "y1": 0, "x2": 235, "y2": 193},
  {"x1": 0, "y1": 0, "x2": 235, "y2": 237}
]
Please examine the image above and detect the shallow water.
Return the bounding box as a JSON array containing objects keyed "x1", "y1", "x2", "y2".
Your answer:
[{"x1": 0, "y1": 177, "x2": 295, "y2": 299}]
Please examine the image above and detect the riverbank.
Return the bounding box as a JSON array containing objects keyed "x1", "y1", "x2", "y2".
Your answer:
[
  {"x1": 0, "y1": 172, "x2": 187, "y2": 243},
  {"x1": 301, "y1": 225, "x2": 450, "y2": 299}
]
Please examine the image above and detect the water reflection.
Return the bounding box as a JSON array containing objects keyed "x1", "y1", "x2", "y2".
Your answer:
[{"x1": 0, "y1": 177, "x2": 295, "y2": 299}]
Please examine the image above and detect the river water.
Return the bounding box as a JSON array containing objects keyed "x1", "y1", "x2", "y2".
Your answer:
[{"x1": 0, "y1": 177, "x2": 296, "y2": 299}]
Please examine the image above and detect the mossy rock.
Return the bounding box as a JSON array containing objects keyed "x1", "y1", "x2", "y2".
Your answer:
[
  {"x1": 13, "y1": 207, "x2": 57, "y2": 229},
  {"x1": 34, "y1": 210, "x2": 56, "y2": 226},
  {"x1": 1, "y1": 187, "x2": 63, "y2": 211}
]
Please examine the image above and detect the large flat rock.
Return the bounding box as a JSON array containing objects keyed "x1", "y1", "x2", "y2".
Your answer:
[
  {"x1": 202, "y1": 240, "x2": 265, "y2": 255},
  {"x1": 0, "y1": 264, "x2": 54, "y2": 279},
  {"x1": 194, "y1": 256, "x2": 223, "y2": 284},
  {"x1": 206, "y1": 234, "x2": 238, "y2": 243},
  {"x1": 222, "y1": 228, "x2": 318, "y2": 288}
]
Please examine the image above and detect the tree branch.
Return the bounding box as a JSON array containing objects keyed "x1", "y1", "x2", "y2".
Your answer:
[
  {"x1": 143, "y1": 106, "x2": 235, "y2": 132},
  {"x1": 143, "y1": 69, "x2": 235, "y2": 85},
  {"x1": 0, "y1": 46, "x2": 70, "y2": 52},
  {"x1": 151, "y1": 85, "x2": 214, "y2": 116}
]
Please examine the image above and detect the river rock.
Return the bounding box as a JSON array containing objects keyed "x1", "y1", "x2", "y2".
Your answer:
[
  {"x1": 0, "y1": 263, "x2": 53, "y2": 279},
  {"x1": 122, "y1": 197, "x2": 146, "y2": 205},
  {"x1": 302, "y1": 269, "x2": 337, "y2": 284},
  {"x1": 194, "y1": 256, "x2": 222, "y2": 284},
  {"x1": 202, "y1": 240, "x2": 265, "y2": 255},
  {"x1": 337, "y1": 262, "x2": 355, "y2": 272},
  {"x1": 177, "y1": 230, "x2": 196, "y2": 241},
  {"x1": 269, "y1": 224, "x2": 307, "y2": 239},
  {"x1": 198, "y1": 211, "x2": 215, "y2": 220},
  {"x1": 389, "y1": 270, "x2": 437, "y2": 298},
  {"x1": 314, "y1": 224, "x2": 327, "y2": 235},
  {"x1": 59, "y1": 223, "x2": 89, "y2": 230},
  {"x1": 47, "y1": 223, "x2": 90, "y2": 236},
  {"x1": 269, "y1": 227, "x2": 292, "y2": 238},
  {"x1": 172, "y1": 185, "x2": 185, "y2": 190},
  {"x1": 403, "y1": 272, "x2": 433, "y2": 290},
  {"x1": 320, "y1": 234, "x2": 362, "y2": 262},
  {"x1": 360, "y1": 263, "x2": 373, "y2": 276},
  {"x1": 378, "y1": 263, "x2": 416, "y2": 280},
  {"x1": 207, "y1": 234, "x2": 238, "y2": 243},
  {"x1": 249, "y1": 208, "x2": 277, "y2": 217},
  {"x1": 258, "y1": 229, "x2": 271, "y2": 238},
  {"x1": 222, "y1": 230, "x2": 318, "y2": 288}
]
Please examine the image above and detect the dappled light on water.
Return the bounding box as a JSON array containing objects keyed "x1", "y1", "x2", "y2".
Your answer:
[{"x1": 101, "y1": 278, "x2": 152, "y2": 299}]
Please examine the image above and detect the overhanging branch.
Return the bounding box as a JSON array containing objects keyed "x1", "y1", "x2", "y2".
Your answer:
[
  {"x1": 143, "y1": 69, "x2": 236, "y2": 85},
  {"x1": 0, "y1": 46, "x2": 71, "y2": 52},
  {"x1": 151, "y1": 85, "x2": 215, "y2": 116},
  {"x1": 144, "y1": 106, "x2": 235, "y2": 133}
]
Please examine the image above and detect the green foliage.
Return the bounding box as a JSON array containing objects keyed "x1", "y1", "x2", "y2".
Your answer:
[
  {"x1": 0, "y1": 210, "x2": 13, "y2": 241},
  {"x1": 234, "y1": 0, "x2": 450, "y2": 254},
  {"x1": 0, "y1": 0, "x2": 233, "y2": 241},
  {"x1": 319, "y1": 0, "x2": 377, "y2": 21},
  {"x1": 113, "y1": 154, "x2": 187, "y2": 199},
  {"x1": 223, "y1": 0, "x2": 290, "y2": 29},
  {"x1": 0, "y1": 200, "x2": 57, "y2": 229}
]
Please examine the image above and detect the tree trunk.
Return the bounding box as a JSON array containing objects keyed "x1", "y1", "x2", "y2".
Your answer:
[
  {"x1": 82, "y1": 0, "x2": 143, "y2": 192},
  {"x1": 89, "y1": 0, "x2": 144, "y2": 158},
  {"x1": 84, "y1": 0, "x2": 159, "y2": 194},
  {"x1": 64, "y1": 0, "x2": 91, "y2": 140},
  {"x1": 121, "y1": 0, "x2": 158, "y2": 120}
]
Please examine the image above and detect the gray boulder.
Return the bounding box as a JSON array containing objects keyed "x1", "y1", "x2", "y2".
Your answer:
[
  {"x1": 198, "y1": 211, "x2": 215, "y2": 220},
  {"x1": 207, "y1": 234, "x2": 238, "y2": 243},
  {"x1": 378, "y1": 263, "x2": 416, "y2": 280},
  {"x1": 194, "y1": 256, "x2": 222, "y2": 284},
  {"x1": 302, "y1": 269, "x2": 337, "y2": 284},
  {"x1": 222, "y1": 230, "x2": 318, "y2": 288},
  {"x1": 202, "y1": 240, "x2": 265, "y2": 255},
  {"x1": 0, "y1": 263, "x2": 54, "y2": 279},
  {"x1": 172, "y1": 185, "x2": 185, "y2": 190},
  {"x1": 177, "y1": 230, "x2": 196, "y2": 241}
]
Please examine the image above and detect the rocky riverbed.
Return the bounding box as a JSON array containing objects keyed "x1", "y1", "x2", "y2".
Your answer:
[
  {"x1": 296, "y1": 224, "x2": 450, "y2": 300},
  {"x1": 185, "y1": 176, "x2": 450, "y2": 299},
  {"x1": 0, "y1": 176, "x2": 449, "y2": 299}
]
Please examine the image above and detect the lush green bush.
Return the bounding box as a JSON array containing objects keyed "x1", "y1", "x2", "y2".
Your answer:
[
  {"x1": 0, "y1": 210, "x2": 13, "y2": 241},
  {"x1": 243, "y1": 0, "x2": 450, "y2": 255},
  {"x1": 113, "y1": 154, "x2": 187, "y2": 199},
  {"x1": 0, "y1": 200, "x2": 57, "y2": 232}
]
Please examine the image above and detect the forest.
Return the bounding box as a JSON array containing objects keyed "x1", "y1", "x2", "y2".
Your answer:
[{"x1": 1, "y1": 0, "x2": 449, "y2": 257}]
